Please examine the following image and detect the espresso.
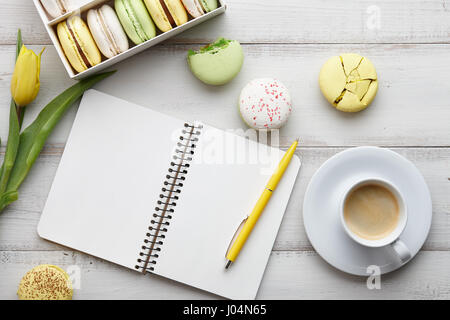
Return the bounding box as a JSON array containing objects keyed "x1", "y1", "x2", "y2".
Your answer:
[{"x1": 344, "y1": 184, "x2": 399, "y2": 240}]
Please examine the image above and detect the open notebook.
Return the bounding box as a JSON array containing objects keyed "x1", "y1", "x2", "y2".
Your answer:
[{"x1": 38, "y1": 90, "x2": 301, "y2": 299}]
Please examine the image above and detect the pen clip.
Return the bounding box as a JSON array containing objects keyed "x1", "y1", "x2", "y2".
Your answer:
[{"x1": 225, "y1": 215, "x2": 248, "y2": 258}]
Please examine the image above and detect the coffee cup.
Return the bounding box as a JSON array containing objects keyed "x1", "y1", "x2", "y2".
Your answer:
[{"x1": 340, "y1": 178, "x2": 411, "y2": 263}]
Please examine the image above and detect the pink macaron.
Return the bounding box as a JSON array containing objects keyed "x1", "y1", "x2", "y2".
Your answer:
[{"x1": 239, "y1": 78, "x2": 293, "y2": 130}]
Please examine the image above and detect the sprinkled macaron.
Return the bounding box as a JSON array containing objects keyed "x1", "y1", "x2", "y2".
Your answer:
[
  {"x1": 239, "y1": 78, "x2": 292, "y2": 130},
  {"x1": 17, "y1": 264, "x2": 73, "y2": 300},
  {"x1": 40, "y1": 0, "x2": 75, "y2": 19}
]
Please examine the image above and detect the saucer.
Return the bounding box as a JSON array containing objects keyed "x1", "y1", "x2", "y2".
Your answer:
[{"x1": 303, "y1": 147, "x2": 432, "y2": 276}]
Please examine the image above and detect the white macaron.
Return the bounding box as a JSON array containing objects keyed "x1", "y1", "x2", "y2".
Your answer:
[
  {"x1": 239, "y1": 78, "x2": 293, "y2": 130},
  {"x1": 40, "y1": 0, "x2": 74, "y2": 19},
  {"x1": 87, "y1": 5, "x2": 129, "y2": 59},
  {"x1": 181, "y1": 0, "x2": 205, "y2": 18}
]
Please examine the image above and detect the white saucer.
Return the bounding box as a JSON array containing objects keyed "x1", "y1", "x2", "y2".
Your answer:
[{"x1": 303, "y1": 147, "x2": 432, "y2": 276}]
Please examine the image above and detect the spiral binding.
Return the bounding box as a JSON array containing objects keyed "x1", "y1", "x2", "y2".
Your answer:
[{"x1": 135, "y1": 122, "x2": 203, "y2": 274}]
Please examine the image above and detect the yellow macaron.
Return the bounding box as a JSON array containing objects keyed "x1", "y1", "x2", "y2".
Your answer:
[
  {"x1": 319, "y1": 53, "x2": 378, "y2": 112},
  {"x1": 57, "y1": 16, "x2": 102, "y2": 73},
  {"x1": 144, "y1": 0, "x2": 188, "y2": 32},
  {"x1": 17, "y1": 264, "x2": 73, "y2": 300}
]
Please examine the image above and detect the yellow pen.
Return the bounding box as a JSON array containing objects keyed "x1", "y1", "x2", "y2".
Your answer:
[{"x1": 225, "y1": 139, "x2": 299, "y2": 269}]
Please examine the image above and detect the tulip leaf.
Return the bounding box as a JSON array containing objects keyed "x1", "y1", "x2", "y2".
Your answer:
[
  {"x1": 0, "y1": 30, "x2": 22, "y2": 196},
  {"x1": 15, "y1": 30, "x2": 25, "y2": 126},
  {"x1": 0, "y1": 100, "x2": 20, "y2": 196},
  {"x1": 0, "y1": 71, "x2": 115, "y2": 212}
]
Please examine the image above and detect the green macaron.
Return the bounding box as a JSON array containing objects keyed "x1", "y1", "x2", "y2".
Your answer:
[
  {"x1": 187, "y1": 38, "x2": 244, "y2": 86},
  {"x1": 200, "y1": 0, "x2": 218, "y2": 12},
  {"x1": 115, "y1": 0, "x2": 156, "y2": 45}
]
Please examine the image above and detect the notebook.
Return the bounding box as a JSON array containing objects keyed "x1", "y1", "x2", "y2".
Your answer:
[{"x1": 38, "y1": 90, "x2": 301, "y2": 299}]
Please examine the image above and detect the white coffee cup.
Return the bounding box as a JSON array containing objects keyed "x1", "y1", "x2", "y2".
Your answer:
[{"x1": 340, "y1": 178, "x2": 411, "y2": 263}]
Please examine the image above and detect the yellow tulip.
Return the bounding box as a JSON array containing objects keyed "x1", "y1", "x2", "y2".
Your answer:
[{"x1": 10, "y1": 45, "x2": 44, "y2": 107}]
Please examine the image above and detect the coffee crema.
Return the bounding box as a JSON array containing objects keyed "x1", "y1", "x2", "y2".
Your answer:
[{"x1": 344, "y1": 184, "x2": 399, "y2": 240}]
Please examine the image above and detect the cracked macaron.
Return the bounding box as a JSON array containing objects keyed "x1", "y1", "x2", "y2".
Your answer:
[
  {"x1": 319, "y1": 53, "x2": 378, "y2": 112},
  {"x1": 187, "y1": 38, "x2": 244, "y2": 85},
  {"x1": 57, "y1": 16, "x2": 102, "y2": 73}
]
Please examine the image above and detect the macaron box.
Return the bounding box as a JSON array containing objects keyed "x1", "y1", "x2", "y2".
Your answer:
[{"x1": 33, "y1": 0, "x2": 226, "y2": 79}]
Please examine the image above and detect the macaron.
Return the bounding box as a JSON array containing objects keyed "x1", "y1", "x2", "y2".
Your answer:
[
  {"x1": 319, "y1": 53, "x2": 378, "y2": 112},
  {"x1": 57, "y1": 16, "x2": 102, "y2": 73},
  {"x1": 144, "y1": 0, "x2": 188, "y2": 32},
  {"x1": 181, "y1": 0, "x2": 205, "y2": 18},
  {"x1": 199, "y1": 0, "x2": 218, "y2": 13},
  {"x1": 40, "y1": 0, "x2": 74, "y2": 19},
  {"x1": 115, "y1": 0, "x2": 156, "y2": 45},
  {"x1": 17, "y1": 265, "x2": 73, "y2": 300},
  {"x1": 239, "y1": 78, "x2": 293, "y2": 130},
  {"x1": 87, "y1": 5, "x2": 129, "y2": 58},
  {"x1": 187, "y1": 38, "x2": 244, "y2": 85}
]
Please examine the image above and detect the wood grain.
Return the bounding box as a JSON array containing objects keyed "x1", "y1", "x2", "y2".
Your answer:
[
  {"x1": 1, "y1": 0, "x2": 449, "y2": 300},
  {"x1": 1, "y1": 148, "x2": 448, "y2": 252},
  {"x1": 2, "y1": 0, "x2": 450, "y2": 45},
  {"x1": 1, "y1": 44, "x2": 450, "y2": 147},
  {"x1": 1, "y1": 250, "x2": 449, "y2": 299}
]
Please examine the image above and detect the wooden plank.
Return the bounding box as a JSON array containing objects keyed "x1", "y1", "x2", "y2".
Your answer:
[
  {"x1": 1, "y1": 249, "x2": 449, "y2": 299},
  {"x1": 1, "y1": 148, "x2": 448, "y2": 251},
  {"x1": 0, "y1": 0, "x2": 448, "y2": 302},
  {"x1": 1, "y1": 44, "x2": 450, "y2": 147},
  {"x1": 261, "y1": 250, "x2": 450, "y2": 299},
  {"x1": 276, "y1": 147, "x2": 450, "y2": 252},
  {"x1": 2, "y1": 1, "x2": 450, "y2": 45}
]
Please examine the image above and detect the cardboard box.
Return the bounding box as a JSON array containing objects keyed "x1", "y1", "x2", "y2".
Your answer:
[{"x1": 33, "y1": 0, "x2": 227, "y2": 79}]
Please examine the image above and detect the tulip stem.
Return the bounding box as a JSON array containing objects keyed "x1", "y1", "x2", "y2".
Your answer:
[
  {"x1": 0, "y1": 100, "x2": 20, "y2": 195},
  {"x1": 16, "y1": 105, "x2": 24, "y2": 128},
  {"x1": 0, "y1": 30, "x2": 23, "y2": 197}
]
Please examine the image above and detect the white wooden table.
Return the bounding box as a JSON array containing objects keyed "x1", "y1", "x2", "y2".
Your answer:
[{"x1": 1, "y1": 0, "x2": 450, "y2": 299}]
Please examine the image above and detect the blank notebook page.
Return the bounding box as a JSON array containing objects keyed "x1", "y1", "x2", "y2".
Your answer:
[
  {"x1": 38, "y1": 90, "x2": 186, "y2": 270},
  {"x1": 154, "y1": 125, "x2": 301, "y2": 299},
  {"x1": 38, "y1": 90, "x2": 301, "y2": 300}
]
